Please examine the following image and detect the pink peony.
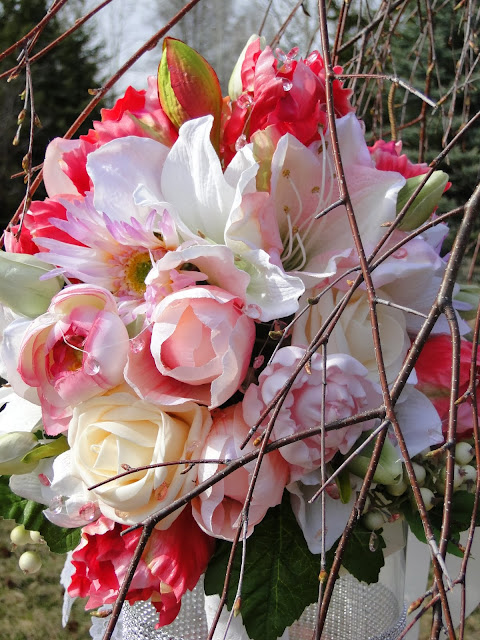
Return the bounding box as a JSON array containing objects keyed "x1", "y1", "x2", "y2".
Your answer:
[
  {"x1": 68, "y1": 508, "x2": 215, "y2": 627},
  {"x1": 126, "y1": 286, "x2": 256, "y2": 408},
  {"x1": 369, "y1": 140, "x2": 429, "y2": 179},
  {"x1": 81, "y1": 77, "x2": 178, "y2": 148},
  {"x1": 18, "y1": 284, "x2": 130, "y2": 435},
  {"x1": 223, "y1": 40, "x2": 354, "y2": 164},
  {"x1": 415, "y1": 334, "x2": 480, "y2": 437},
  {"x1": 192, "y1": 403, "x2": 289, "y2": 540},
  {"x1": 243, "y1": 347, "x2": 383, "y2": 481}
]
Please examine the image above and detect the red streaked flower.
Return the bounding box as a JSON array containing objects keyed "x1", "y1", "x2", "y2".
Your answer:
[{"x1": 68, "y1": 508, "x2": 215, "y2": 627}]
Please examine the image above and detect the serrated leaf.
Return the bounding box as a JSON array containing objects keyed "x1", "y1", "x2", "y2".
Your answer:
[
  {"x1": 0, "y1": 476, "x2": 80, "y2": 553},
  {"x1": 204, "y1": 496, "x2": 320, "y2": 640},
  {"x1": 403, "y1": 492, "x2": 477, "y2": 558}
]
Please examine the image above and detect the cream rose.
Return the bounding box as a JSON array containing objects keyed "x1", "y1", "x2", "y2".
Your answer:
[{"x1": 68, "y1": 388, "x2": 212, "y2": 528}]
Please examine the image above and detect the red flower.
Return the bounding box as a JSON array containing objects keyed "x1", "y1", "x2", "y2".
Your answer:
[
  {"x1": 68, "y1": 508, "x2": 215, "y2": 627},
  {"x1": 222, "y1": 40, "x2": 354, "y2": 165},
  {"x1": 82, "y1": 78, "x2": 177, "y2": 148},
  {"x1": 4, "y1": 198, "x2": 85, "y2": 255},
  {"x1": 369, "y1": 140, "x2": 429, "y2": 179},
  {"x1": 415, "y1": 334, "x2": 480, "y2": 437}
]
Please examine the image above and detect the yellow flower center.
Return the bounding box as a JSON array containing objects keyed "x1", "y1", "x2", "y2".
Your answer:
[{"x1": 123, "y1": 252, "x2": 152, "y2": 295}]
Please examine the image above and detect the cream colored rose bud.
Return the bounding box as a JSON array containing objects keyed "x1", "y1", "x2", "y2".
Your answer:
[
  {"x1": 0, "y1": 431, "x2": 38, "y2": 475},
  {"x1": 0, "y1": 251, "x2": 63, "y2": 317}
]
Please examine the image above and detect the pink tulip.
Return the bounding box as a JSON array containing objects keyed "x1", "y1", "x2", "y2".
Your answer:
[
  {"x1": 126, "y1": 286, "x2": 256, "y2": 408},
  {"x1": 18, "y1": 284, "x2": 130, "y2": 434}
]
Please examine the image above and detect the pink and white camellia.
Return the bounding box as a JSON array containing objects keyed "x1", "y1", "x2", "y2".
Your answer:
[
  {"x1": 17, "y1": 284, "x2": 129, "y2": 435},
  {"x1": 127, "y1": 286, "x2": 256, "y2": 409},
  {"x1": 192, "y1": 403, "x2": 289, "y2": 540},
  {"x1": 68, "y1": 508, "x2": 214, "y2": 628},
  {"x1": 243, "y1": 347, "x2": 383, "y2": 482}
]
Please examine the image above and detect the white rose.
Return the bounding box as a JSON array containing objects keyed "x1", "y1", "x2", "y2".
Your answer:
[
  {"x1": 68, "y1": 388, "x2": 212, "y2": 528},
  {"x1": 292, "y1": 287, "x2": 408, "y2": 383}
]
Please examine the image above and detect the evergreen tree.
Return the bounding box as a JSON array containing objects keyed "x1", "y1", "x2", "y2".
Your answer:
[{"x1": 0, "y1": 0, "x2": 104, "y2": 228}]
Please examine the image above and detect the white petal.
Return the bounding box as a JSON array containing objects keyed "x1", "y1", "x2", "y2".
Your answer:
[
  {"x1": 161, "y1": 116, "x2": 235, "y2": 244},
  {"x1": 87, "y1": 136, "x2": 169, "y2": 225},
  {"x1": 43, "y1": 138, "x2": 83, "y2": 197},
  {"x1": 394, "y1": 385, "x2": 443, "y2": 458},
  {"x1": 239, "y1": 249, "x2": 304, "y2": 321},
  {"x1": 288, "y1": 469, "x2": 356, "y2": 554}
]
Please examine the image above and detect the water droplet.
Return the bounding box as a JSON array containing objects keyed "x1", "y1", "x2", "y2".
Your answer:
[
  {"x1": 369, "y1": 531, "x2": 379, "y2": 552},
  {"x1": 130, "y1": 337, "x2": 145, "y2": 354},
  {"x1": 38, "y1": 473, "x2": 51, "y2": 487},
  {"x1": 83, "y1": 354, "x2": 100, "y2": 375},
  {"x1": 50, "y1": 495, "x2": 66, "y2": 515},
  {"x1": 306, "y1": 51, "x2": 319, "y2": 65},
  {"x1": 235, "y1": 134, "x2": 248, "y2": 151},
  {"x1": 245, "y1": 303, "x2": 262, "y2": 319},
  {"x1": 275, "y1": 47, "x2": 288, "y2": 63},
  {"x1": 282, "y1": 79, "x2": 293, "y2": 92},
  {"x1": 393, "y1": 248, "x2": 408, "y2": 259},
  {"x1": 236, "y1": 92, "x2": 254, "y2": 110},
  {"x1": 287, "y1": 46, "x2": 299, "y2": 60},
  {"x1": 78, "y1": 502, "x2": 98, "y2": 522}
]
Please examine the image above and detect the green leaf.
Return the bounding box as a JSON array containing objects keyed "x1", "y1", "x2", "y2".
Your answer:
[
  {"x1": 0, "y1": 476, "x2": 80, "y2": 553},
  {"x1": 403, "y1": 491, "x2": 477, "y2": 558},
  {"x1": 204, "y1": 496, "x2": 320, "y2": 640},
  {"x1": 336, "y1": 468, "x2": 352, "y2": 504},
  {"x1": 21, "y1": 435, "x2": 69, "y2": 464}
]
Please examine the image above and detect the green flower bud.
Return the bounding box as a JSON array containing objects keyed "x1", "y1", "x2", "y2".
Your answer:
[
  {"x1": 347, "y1": 432, "x2": 403, "y2": 486},
  {"x1": 0, "y1": 431, "x2": 39, "y2": 475},
  {"x1": 158, "y1": 38, "x2": 223, "y2": 152},
  {"x1": 397, "y1": 171, "x2": 449, "y2": 231},
  {"x1": 0, "y1": 251, "x2": 63, "y2": 317}
]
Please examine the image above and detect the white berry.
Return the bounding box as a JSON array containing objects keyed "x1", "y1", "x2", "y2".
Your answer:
[
  {"x1": 455, "y1": 442, "x2": 474, "y2": 466},
  {"x1": 18, "y1": 550, "x2": 42, "y2": 574},
  {"x1": 363, "y1": 510, "x2": 385, "y2": 531},
  {"x1": 28, "y1": 530, "x2": 43, "y2": 544},
  {"x1": 420, "y1": 487, "x2": 435, "y2": 511},
  {"x1": 10, "y1": 524, "x2": 31, "y2": 546}
]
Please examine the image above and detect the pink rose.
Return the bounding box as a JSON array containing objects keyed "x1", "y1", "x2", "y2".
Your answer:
[
  {"x1": 243, "y1": 347, "x2": 383, "y2": 481},
  {"x1": 126, "y1": 286, "x2": 256, "y2": 408},
  {"x1": 192, "y1": 403, "x2": 288, "y2": 540},
  {"x1": 415, "y1": 334, "x2": 479, "y2": 437},
  {"x1": 18, "y1": 284, "x2": 129, "y2": 434},
  {"x1": 68, "y1": 509, "x2": 215, "y2": 627}
]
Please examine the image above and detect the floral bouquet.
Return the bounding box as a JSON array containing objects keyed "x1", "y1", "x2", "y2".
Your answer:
[{"x1": 1, "y1": 30, "x2": 479, "y2": 640}]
